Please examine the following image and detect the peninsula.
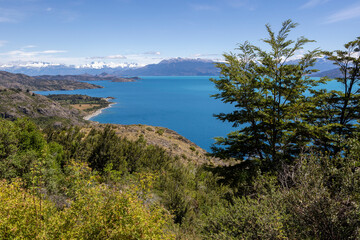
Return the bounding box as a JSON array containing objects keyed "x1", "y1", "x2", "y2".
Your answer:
[{"x1": 0, "y1": 71, "x2": 102, "y2": 91}]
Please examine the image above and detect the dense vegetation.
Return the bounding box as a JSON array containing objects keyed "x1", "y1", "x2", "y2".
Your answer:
[
  {"x1": 47, "y1": 94, "x2": 111, "y2": 113},
  {"x1": 1, "y1": 20, "x2": 360, "y2": 239},
  {"x1": 0, "y1": 118, "x2": 227, "y2": 238},
  {"x1": 207, "y1": 20, "x2": 360, "y2": 239}
]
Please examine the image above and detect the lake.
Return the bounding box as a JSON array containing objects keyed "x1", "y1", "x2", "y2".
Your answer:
[{"x1": 38, "y1": 76, "x2": 235, "y2": 152}]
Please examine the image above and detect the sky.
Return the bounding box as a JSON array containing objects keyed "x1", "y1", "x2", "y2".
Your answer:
[{"x1": 0, "y1": 0, "x2": 359, "y2": 67}]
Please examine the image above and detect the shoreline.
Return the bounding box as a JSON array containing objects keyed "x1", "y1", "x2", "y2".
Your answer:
[{"x1": 84, "y1": 102, "x2": 115, "y2": 121}]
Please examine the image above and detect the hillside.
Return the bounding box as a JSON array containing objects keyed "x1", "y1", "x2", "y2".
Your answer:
[
  {"x1": 311, "y1": 68, "x2": 342, "y2": 78},
  {"x1": 98, "y1": 124, "x2": 211, "y2": 165},
  {"x1": 0, "y1": 88, "x2": 86, "y2": 126},
  {"x1": 0, "y1": 71, "x2": 102, "y2": 91}
]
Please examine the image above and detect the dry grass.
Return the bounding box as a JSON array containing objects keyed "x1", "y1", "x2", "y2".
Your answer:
[
  {"x1": 72, "y1": 104, "x2": 101, "y2": 111},
  {"x1": 80, "y1": 123, "x2": 223, "y2": 166}
]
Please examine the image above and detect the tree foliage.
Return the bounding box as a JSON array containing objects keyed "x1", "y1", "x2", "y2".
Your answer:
[
  {"x1": 202, "y1": 145, "x2": 360, "y2": 239},
  {"x1": 211, "y1": 19, "x2": 323, "y2": 167},
  {"x1": 208, "y1": 21, "x2": 360, "y2": 239},
  {"x1": 317, "y1": 38, "x2": 360, "y2": 152}
]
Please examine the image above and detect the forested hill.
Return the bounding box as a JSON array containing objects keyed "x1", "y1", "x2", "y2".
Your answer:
[{"x1": 0, "y1": 71, "x2": 102, "y2": 91}]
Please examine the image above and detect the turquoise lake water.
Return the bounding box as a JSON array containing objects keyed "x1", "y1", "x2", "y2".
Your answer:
[{"x1": 38, "y1": 76, "x2": 235, "y2": 152}]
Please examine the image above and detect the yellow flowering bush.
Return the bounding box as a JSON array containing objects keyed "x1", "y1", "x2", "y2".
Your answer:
[{"x1": 0, "y1": 177, "x2": 175, "y2": 239}]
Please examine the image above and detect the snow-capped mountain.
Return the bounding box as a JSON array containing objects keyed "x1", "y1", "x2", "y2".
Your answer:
[
  {"x1": 0, "y1": 61, "x2": 138, "y2": 76},
  {"x1": 76, "y1": 61, "x2": 139, "y2": 69},
  {"x1": 0, "y1": 57, "x2": 338, "y2": 77},
  {"x1": 114, "y1": 58, "x2": 220, "y2": 76}
]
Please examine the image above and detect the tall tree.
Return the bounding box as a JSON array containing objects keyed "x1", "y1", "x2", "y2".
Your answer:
[
  {"x1": 211, "y1": 20, "x2": 323, "y2": 168},
  {"x1": 323, "y1": 38, "x2": 360, "y2": 145}
]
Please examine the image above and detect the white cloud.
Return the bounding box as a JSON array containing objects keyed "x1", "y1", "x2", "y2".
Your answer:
[
  {"x1": 106, "y1": 54, "x2": 127, "y2": 59},
  {"x1": 88, "y1": 54, "x2": 127, "y2": 60},
  {"x1": 143, "y1": 51, "x2": 161, "y2": 55},
  {"x1": 194, "y1": 53, "x2": 221, "y2": 57},
  {"x1": 326, "y1": 4, "x2": 360, "y2": 23},
  {"x1": 121, "y1": 54, "x2": 164, "y2": 66},
  {"x1": 0, "y1": 49, "x2": 66, "y2": 60},
  {"x1": 21, "y1": 45, "x2": 36, "y2": 49},
  {"x1": 190, "y1": 53, "x2": 225, "y2": 62},
  {"x1": 300, "y1": 0, "x2": 329, "y2": 9},
  {"x1": 41, "y1": 50, "x2": 67, "y2": 54}
]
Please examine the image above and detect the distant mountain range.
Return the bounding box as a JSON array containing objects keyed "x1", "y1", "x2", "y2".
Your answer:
[
  {"x1": 311, "y1": 68, "x2": 342, "y2": 78},
  {"x1": 0, "y1": 58, "x2": 220, "y2": 76},
  {"x1": 0, "y1": 62, "x2": 137, "y2": 76},
  {"x1": 115, "y1": 58, "x2": 220, "y2": 76},
  {"x1": 0, "y1": 57, "x2": 340, "y2": 77}
]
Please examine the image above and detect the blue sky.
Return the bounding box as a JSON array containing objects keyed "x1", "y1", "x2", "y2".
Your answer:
[{"x1": 0, "y1": 0, "x2": 359, "y2": 66}]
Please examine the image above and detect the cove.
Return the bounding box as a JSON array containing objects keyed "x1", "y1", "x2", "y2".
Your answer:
[{"x1": 37, "y1": 76, "x2": 235, "y2": 152}]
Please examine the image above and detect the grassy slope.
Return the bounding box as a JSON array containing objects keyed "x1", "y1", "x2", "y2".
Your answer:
[{"x1": 0, "y1": 88, "x2": 86, "y2": 127}]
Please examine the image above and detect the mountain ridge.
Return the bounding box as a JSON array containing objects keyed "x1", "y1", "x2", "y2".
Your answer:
[{"x1": 0, "y1": 57, "x2": 340, "y2": 77}]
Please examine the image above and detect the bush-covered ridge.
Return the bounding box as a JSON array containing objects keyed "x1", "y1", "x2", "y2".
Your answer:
[
  {"x1": 0, "y1": 71, "x2": 102, "y2": 91},
  {"x1": 0, "y1": 88, "x2": 86, "y2": 127},
  {"x1": 0, "y1": 118, "x2": 226, "y2": 238}
]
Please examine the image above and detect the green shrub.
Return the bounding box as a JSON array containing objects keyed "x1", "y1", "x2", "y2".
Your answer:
[
  {"x1": 49, "y1": 183, "x2": 175, "y2": 239},
  {"x1": 202, "y1": 174, "x2": 287, "y2": 239},
  {"x1": 0, "y1": 171, "x2": 175, "y2": 239},
  {"x1": 156, "y1": 128, "x2": 165, "y2": 136},
  {"x1": 0, "y1": 179, "x2": 56, "y2": 239},
  {"x1": 146, "y1": 127, "x2": 154, "y2": 131}
]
